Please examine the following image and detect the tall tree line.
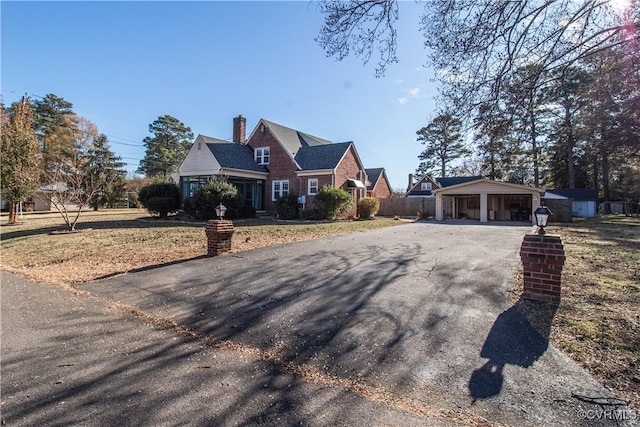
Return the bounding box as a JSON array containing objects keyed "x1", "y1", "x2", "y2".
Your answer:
[
  {"x1": 0, "y1": 94, "x2": 128, "y2": 228},
  {"x1": 317, "y1": 0, "x2": 639, "y2": 200}
]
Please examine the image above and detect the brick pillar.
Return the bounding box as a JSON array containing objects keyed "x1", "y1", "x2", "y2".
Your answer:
[
  {"x1": 519, "y1": 234, "x2": 565, "y2": 303},
  {"x1": 205, "y1": 220, "x2": 234, "y2": 256}
]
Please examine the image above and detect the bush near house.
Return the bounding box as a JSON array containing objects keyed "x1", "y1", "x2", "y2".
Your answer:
[
  {"x1": 357, "y1": 197, "x2": 380, "y2": 219},
  {"x1": 275, "y1": 193, "x2": 301, "y2": 219},
  {"x1": 314, "y1": 185, "x2": 353, "y2": 220},
  {"x1": 138, "y1": 182, "x2": 181, "y2": 218},
  {"x1": 183, "y1": 177, "x2": 254, "y2": 220}
]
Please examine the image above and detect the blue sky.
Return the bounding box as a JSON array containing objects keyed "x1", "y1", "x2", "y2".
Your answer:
[{"x1": 2, "y1": 1, "x2": 439, "y2": 190}]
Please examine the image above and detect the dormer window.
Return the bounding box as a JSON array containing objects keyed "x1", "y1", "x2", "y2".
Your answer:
[{"x1": 255, "y1": 147, "x2": 270, "y2": 165}]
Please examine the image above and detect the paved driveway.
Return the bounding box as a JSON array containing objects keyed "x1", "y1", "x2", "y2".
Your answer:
[{"x1": 2, "y1": 221, "x2": 633, "y2": 426}]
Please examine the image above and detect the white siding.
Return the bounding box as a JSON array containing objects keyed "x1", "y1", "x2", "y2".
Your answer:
[{"x1": 179, "y1": 138, "x2": 221, "y2": 176}]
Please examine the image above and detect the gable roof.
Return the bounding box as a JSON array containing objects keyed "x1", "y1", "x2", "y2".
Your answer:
[
  {"x1": 206, "y1": 142, "x2": 267, "y2": 173},
  {"x1": 406, "y1": 175, "x2": 440, "y2": 196},
  {"x1": 365, "y1": 168, "x2": 384, "y2": 189},
  {"x1": 545, "y1": 188, "x2": 598, "y2": 201},
  {"x1": 257, "y1": 119, "x2": 332, "y2": 158},
  {"x1": 294, "y1": 142, "x2": 353, "y2": 171},
  {"x1": 432, "y1": 178, "x2": 543, "y2": 194}
]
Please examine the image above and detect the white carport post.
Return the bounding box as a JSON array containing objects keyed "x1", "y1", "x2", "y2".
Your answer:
[
  {"x1": 480, "y1": 193, "x2": 488, "y2": 222},
  {"x1": 435, "y1": 194, "x2": 443, "y2": 221},
  {"x1": 531, "y1": 192, "x2": 540, "y2": 225}
]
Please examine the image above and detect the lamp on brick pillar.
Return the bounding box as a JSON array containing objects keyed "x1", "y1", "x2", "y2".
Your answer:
[
  {"x1": 205, "y1": 204, "x2": 234, "y2": 257},
  {"x1": 533, "y1": 204, "x2": 552, "y2": 235},
  {"x1": 215, "y1": 203, "x2": 227, "y2": 220}
]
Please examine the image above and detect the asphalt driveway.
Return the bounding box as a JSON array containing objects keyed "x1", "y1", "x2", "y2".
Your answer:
[{"x1": 2, "y1": 221, "x2": 634, "y2": 426}]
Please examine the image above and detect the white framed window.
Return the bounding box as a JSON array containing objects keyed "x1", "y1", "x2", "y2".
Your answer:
[
  {"x1": 255, "y1": 147, "x2": 270, "y2": 165},
  {"x1": 272, "y1": 180, "x2": 289, "y2": 201},
  {"x1": 421, "y1": 182, "x2": 432, "y2": 191},
  {"x1": 308, "y1": 179, "x2": 319, "y2": 195}
]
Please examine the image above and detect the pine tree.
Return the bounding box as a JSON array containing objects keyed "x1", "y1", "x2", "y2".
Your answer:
[
  {"x1": 86, "y1": 134, "x2": 127, "y2": 210},
  {"x1": 137, "y1": 115, "x2": 193, "y2": 178},
  {"x1": 416, "y1": 113, "x2": 470, "y2": 178}
]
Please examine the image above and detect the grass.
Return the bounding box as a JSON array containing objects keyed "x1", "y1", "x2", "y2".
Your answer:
[
  {"x1": 0, "y1": 209, "x2": 408, "y2": 286},
  {"x1": 2, "y1": 210, "x2": 638, "y2": 409},
  {"x1": 515, "y1": 215, "x2": 639, "y2": 409}
]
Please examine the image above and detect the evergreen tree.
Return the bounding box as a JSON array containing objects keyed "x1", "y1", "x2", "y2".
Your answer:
[
  {"x1": 0, "y1": 97, "x2": 41, "y2": 224},
  {"x1": 86, "y1": 134, "x2": 127, "y2": 210},
  {"x1": 137, "y1": 115, "x2": 193, "y2": 178},
  {"x1": 416, "y1": 113, "x2": 470, "y2": 178},
  {"x1": 32, "y1": 94, "x2": 78, "y2": 178}
]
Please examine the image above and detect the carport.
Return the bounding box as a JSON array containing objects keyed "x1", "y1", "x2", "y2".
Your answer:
[{"x1": 432, "y1": 179, "x2": 544, "y2": 224}]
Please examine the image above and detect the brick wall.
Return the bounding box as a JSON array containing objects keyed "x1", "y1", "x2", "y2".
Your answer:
[
  {"x1": 371, "y1": 173, "x2": 392, "y2": 198},
  {"x1": 519, "y1": 234, "x2": 565, "y2": 303},
  {"x1": 247, "y1": 126, "x2": 300, "y2": 214},
  {"x1": 334, "y1": 145, "x2": 366, "y2": 216}
]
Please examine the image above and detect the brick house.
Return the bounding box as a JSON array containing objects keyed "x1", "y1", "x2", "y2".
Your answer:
[
  {"x1": 365, "y1": 168, "x2": 392, "y2": 198},
  {"x1": 179, "y1": 115, "x2": 381, "y2": 216}
]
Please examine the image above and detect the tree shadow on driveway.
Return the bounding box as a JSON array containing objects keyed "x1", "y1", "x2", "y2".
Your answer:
[{"x1": 468, "y1": 297, "x2": 558, "y2": 402}]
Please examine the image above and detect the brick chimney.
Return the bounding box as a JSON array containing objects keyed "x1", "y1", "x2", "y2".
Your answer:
[
  {"x1": 408, "y1": 173, "x2": 414, "y2": 191},
  {"x1": 232, "y1": 114, "x2": 246, "y2": 143}
]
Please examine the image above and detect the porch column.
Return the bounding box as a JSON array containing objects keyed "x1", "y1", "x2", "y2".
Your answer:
[
  {"x1": 531, "y1": 193, "x2": 540, "y2": 225},
  {"x1": 480, "y1": 193, "x2": 488, "y2": 222},
  {"x1": 435, "y1": 194, "x2": 443, "y2": 221}
]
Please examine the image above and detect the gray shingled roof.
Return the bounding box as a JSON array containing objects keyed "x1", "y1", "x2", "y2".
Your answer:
[
  {"x1": 365, "y1": 168, "x2": 384, "y2": 190},
  {"x1": 198, "y1": 135, "x2": 229, "y2": 145},
  {"x1": 206, "y1": 143, "x2": 267, "y2": 173},
  {"x1": 436, "y1": 176, "x2": 484, "y2": 187},
  {"x1": 546, "y1": 188, "x2": 598, "y2": 201},
  {"x1": 262, "y1": 119, "x2": 332, "y2": 156},
  {"x1": 294, "y1": 142, "x2": 353, "y2": 171}
]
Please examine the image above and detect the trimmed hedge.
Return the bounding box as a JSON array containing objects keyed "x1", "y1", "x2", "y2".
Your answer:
[
  {"x1": 357, "y1": 197, "x2": 380, "y2": 218},
  {"x1": 138, "y1": 182, "x2": 181, "y2": 218}
]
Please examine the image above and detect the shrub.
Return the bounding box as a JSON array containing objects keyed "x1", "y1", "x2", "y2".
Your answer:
[
  {"x1": 313, "y1": 185, "x2": 353, "y2": 220},
  {"x1": 138, "y1": 182, "x2": 181, "y2": 218},
  {"x1": 357, "y1": 197, "x2": 380, "y2": 218},
  {"x1": 275, "y1": 193, "x2": 300, "y2": 219},
  {"x1": 189, "y1": 177, "x2": 241, "y2": 220},
  {"x1": 145, "y1": 197, "x2": 181, "y2": 218},
  {"x1": 300, "y1": 208, "x2": 323, "y2": 220}
]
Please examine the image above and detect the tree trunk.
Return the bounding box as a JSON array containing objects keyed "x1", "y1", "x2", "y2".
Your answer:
[
  {"x1": 565, "y1": 107, "x2": 575, "y2": 189},
  {"x1": 601, "y1": 144, "x2": 610, "y2": 202},
  {"x1": 530, "y1": 112, "x2": 539, "y2": 187},
  {"x1": 8, "y1": 202, "x2": 17, "y2": 224}
]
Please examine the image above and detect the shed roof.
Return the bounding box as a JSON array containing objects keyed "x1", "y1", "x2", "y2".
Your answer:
[{"x1": 545, "y1": 189, "x2": 598, "y2": 201}]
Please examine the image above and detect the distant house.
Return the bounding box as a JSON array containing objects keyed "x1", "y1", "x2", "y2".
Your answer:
[
  {"x1": 406, "y1": 174, "x2": 483, "y2": 197},
  {"x1": 179, "y1": 115, "x2": 387, "y2": 216},
  {"x1": 365, "y1": 168, "x2": 392, "y2": 198},
  {"x1": 544, "y1": 188, "x2": 598, "y2": 218}
]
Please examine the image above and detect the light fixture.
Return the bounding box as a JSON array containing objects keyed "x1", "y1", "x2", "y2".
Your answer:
[
  {"x1": 534, "y1": 205, "x2": 552, "y2": 235},
  {"x1": 215, "y1": 203, "x2": 227, "y2": 220}
]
